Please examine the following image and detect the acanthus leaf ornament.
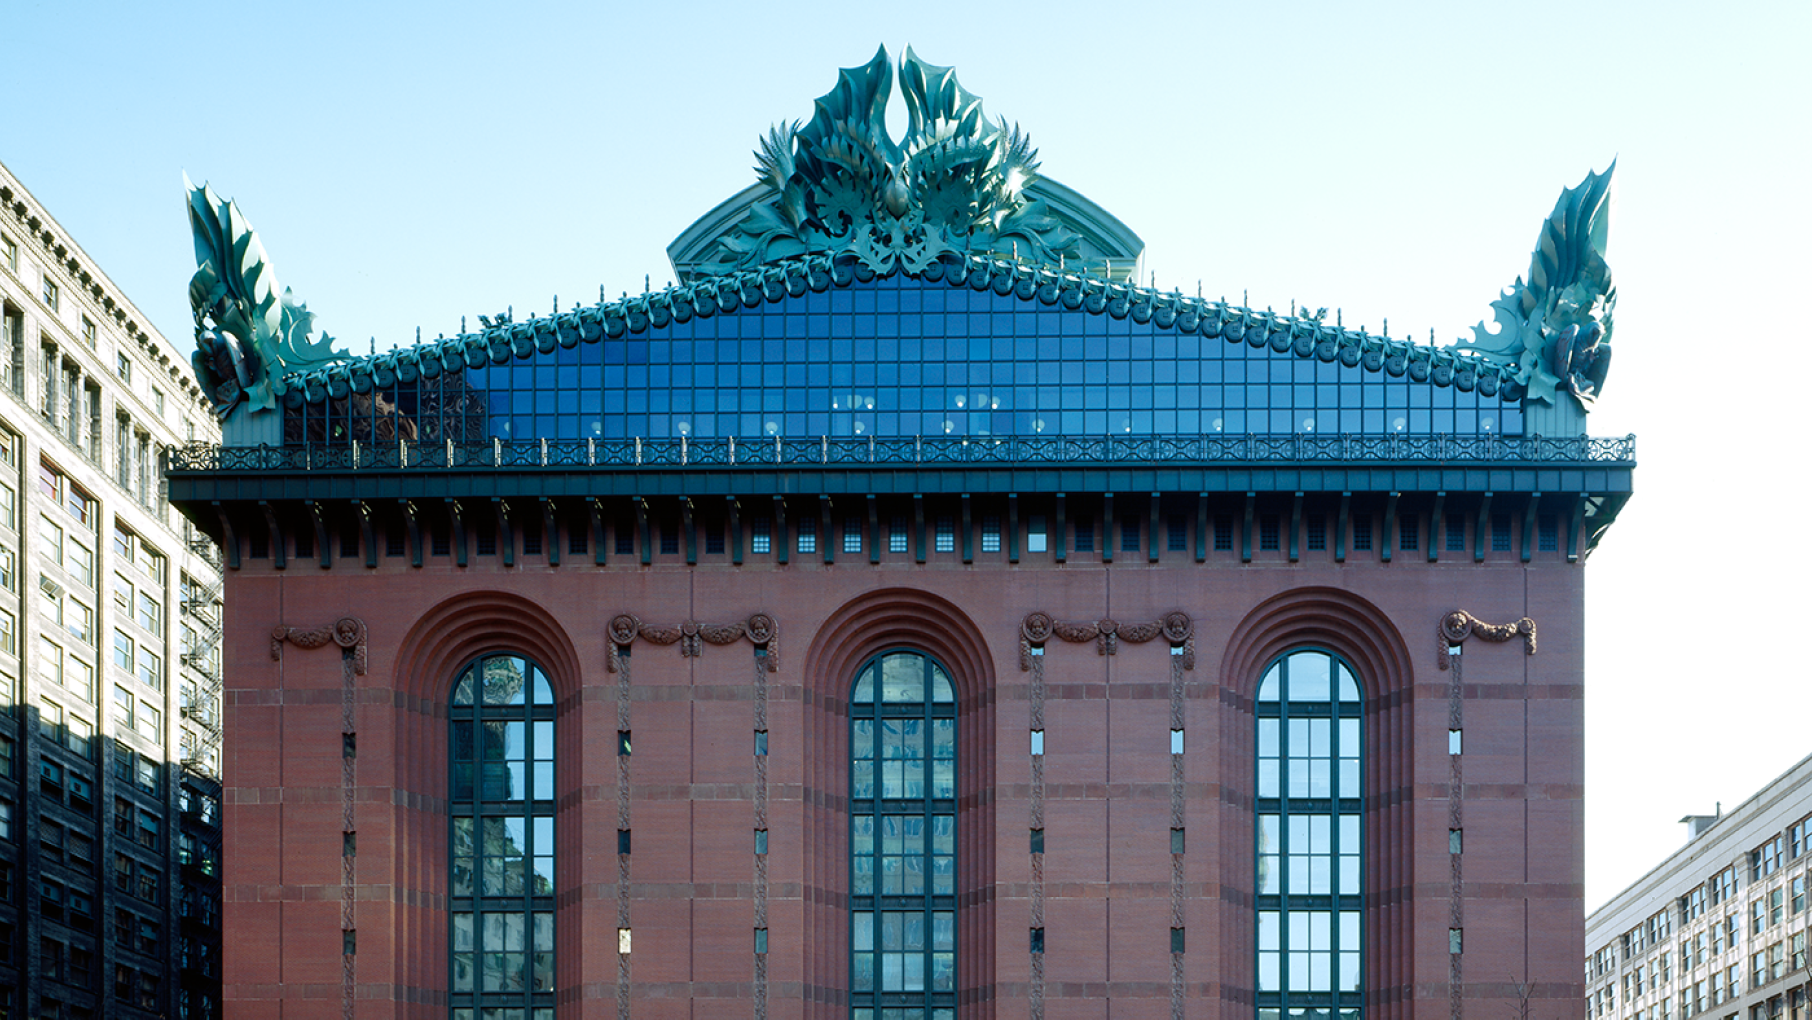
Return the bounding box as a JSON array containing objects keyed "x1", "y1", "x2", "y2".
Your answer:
[
  {"x1": 185, "y1": 175, "x2": 349, "y2": 417},
  {"x1": 701, "y1": 46, "x2": 1081, "y2": 279},
  {"x1": 1449, "y1": 163, "x2": 1617, "y2": 410}
]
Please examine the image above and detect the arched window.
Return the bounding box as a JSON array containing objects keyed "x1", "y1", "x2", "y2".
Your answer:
[
  {"x1": 1256, "y1": 649, "x2": 1363, "y2": 1020},
  {"x1": 849, "y1": 650, "x2": 957, "y2": 1020},
  {"x1": 449, "y1": 654, "x2": 556, "y2": 1020}
]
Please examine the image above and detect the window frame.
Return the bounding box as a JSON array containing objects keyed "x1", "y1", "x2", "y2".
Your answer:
[
  {"x1": 1255, "y1": 647, "x2": 1365, "y2": 1019},
  {"x1": 848, "y1": 648, "x2": 958, "y2": 1015}
]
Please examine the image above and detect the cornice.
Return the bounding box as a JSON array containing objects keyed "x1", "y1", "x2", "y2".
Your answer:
[{"x1": 0, "y1": 168, "x2": 210, "y2": 410}]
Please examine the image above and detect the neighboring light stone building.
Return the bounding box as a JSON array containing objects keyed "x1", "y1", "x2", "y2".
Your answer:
[
  {"x1": 167, "y1": 49, "x2": 1632, "y2": 1020},
  {"x1": 1587, "y1": 758, "x2": 1812, "y2": 1020},
  {"x1": 0, "y1": 159, "x2": 226, "y2": 1019}
]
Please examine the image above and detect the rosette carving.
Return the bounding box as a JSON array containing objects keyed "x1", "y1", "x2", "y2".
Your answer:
[
  {"x1": 608, "y1": 613, "x2": 780, "y2": 672},
  {"x1": 1437, "y1": 610, "x2": 1537, "y2": 670},
  {"x1": 270, "y1": 616, "x2": 368, "y2": 675},
  {"x1": 1019, "y1": 611, "x2": 1193, "y2": 670}
]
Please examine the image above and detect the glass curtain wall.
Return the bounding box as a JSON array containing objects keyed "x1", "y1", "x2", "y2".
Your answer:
[
  {"x1": 1256, "y1": 649, "x2": 1364, "y2": 1020},
  {"x1": 849, "y1": 650, "x2": 957, "y2": 1020},
  {"x1": 449, "y1": 655, "x2": 557, "y2": 1019}
]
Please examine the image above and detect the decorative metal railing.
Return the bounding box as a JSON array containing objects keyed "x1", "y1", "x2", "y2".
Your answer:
[{"x1": 166, "y1": 433, "x2": 1635, "y2": 473}]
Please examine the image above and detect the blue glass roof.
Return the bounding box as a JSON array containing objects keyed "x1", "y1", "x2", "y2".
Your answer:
[{"x1": 283, "y1": 268, "x2": 1521, "y2": 446}]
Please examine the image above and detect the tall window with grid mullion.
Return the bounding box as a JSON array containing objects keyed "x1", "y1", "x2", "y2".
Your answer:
[
  {"x1": 849, "y1": 651, "x2": 957, "y2": 1020},
  {"x1": 449, "y1": 655, "x2": 557, "y2": 1020},
  {"x1": 1256, "y1": 649, "x2": 1364, "y2": 1020}
]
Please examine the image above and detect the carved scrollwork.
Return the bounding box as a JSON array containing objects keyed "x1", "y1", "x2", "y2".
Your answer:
[
  {"x1": 270, "y1": 616, "x2": 368, "y2": 676},
  {"x1": 1020, "y1": 612, "x2": 1193, "y2": 671},
  {"x1": 609, "y1": 613, "x2": 780, "y2": 672},
  {"x1": 1437, "y1": 610, "x2": 1537, "y2": 670}
]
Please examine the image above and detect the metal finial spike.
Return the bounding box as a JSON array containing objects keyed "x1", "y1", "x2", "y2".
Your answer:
[
  {"x1": 553, "y1": 295, "x2": 558, "y2": 315},
  {"x1": 416, "y1": 326, "x2": 421, "y2": 343},
  {"x1": 1430, "y1": 328, "x2": 1436, "y2": 344},
  {"x1": 508, "y1": 305, "x2": 513, "y2": 322},
  {"x1": 1383, "y1": 318, "x2": 1389, "y2": 337},
  {"x1": 644, "y1": 274, "x2": 650, "y2": 294},
  {"x1": 1290, "y1": 299, "x2": 1296, "y2": 317},
  {"x1": 1337, "y1": 309, "x2": 1342, "y2": 328},
  {"x1": 1243, "y1": 289, "x2": 1248, "y2": 308},
  {"x1": 369, "y1": 337, "x2": 375, "y2": 356},
  {"x1": 461, "y1": 315, "x2": 467, "y2": 333},
  {"x1": 601, "y1": 285, "x2": 606, "y2": 303}
]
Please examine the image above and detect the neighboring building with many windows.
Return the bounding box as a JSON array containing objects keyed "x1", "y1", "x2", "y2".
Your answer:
[
  {"x1": 1587, "y1": 757, "x2": 1812, "y2": 1020},
  {"x1": 0, "y1": 159, "x2": 225, "y2": 1018},
  {"x1": 167, "y1": 50, "x2": 1631, "y2": 1019}
]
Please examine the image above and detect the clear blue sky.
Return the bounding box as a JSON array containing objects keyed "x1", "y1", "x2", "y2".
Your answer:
[{"x1": 8, "y1": 0, "x2": 1809, "y2": 909}]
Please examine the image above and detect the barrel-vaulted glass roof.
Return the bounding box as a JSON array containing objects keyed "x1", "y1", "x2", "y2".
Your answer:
[{"x1": 282, "y1": 271, "x2": 1521, "y2": 447}]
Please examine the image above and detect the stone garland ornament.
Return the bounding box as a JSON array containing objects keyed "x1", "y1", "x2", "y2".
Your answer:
[
  {"x1": 1437, "y1": 610, "x2": 1536, "y2": 670},
  {"x1": 1019, "y1": 611, "x2": 1194, "y2": 671},
  {"x1": 270, "y1": 616, "x2": 369, "y2": 676},
  {"x1": 1451, "y1": 163, "x2": 1617, "y2": 409},
  {"x1": 608, "y1": 613, "x2": 778, "y2": 672},
  {"x1": 700, "y1": 46, "x2": 1081, "y2": 279}
]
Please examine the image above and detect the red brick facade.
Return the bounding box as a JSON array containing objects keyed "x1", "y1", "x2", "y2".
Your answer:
[{"x1": 217, "y1": 523, "x2": 1586, "y2": 1019}]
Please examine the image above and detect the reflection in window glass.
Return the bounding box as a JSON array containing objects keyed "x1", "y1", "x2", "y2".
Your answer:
[
  {"x1": 450, "y1": 655, "x2": 555, "y2": 1014},
  {"x1": 850, "y1": 651, "x2": 956, "y2": 1016},
  {"x1": 283, "y1": 274, "x2": 1521, "y2": 447},
  {"x1": 1257, "y1": 649, "x2": 1363, "y2": 1018}
]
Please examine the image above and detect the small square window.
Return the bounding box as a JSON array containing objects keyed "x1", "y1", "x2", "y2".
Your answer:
[
  {"x1": 1121, "y1": 520, "x2": 1141, "y2": 552},
  {"x1": 1026, "y1": 516, "x2": 1047, "y2": 554},
  {"x1": 755, "y1": 829, "x2": 768, "y2": 855},
  {"x1": 1258, "y1": 515, "x2": 1279, "y2": 551},
  {"x1": 617, "y1": 731, "x2": 632, "y2": 756},
  {"x1": 1399, "y1": 516, "x2": 1419, "y2": 551},
  {"x1": 754, "y1": 730, "x2": 768, "y2": 756},
  {"x1": 934, "y1": 516, "x2": 955, "y2": 554},
  {"x1": 751, "y1": 517, "x2": 772, "y2": 555},
  {"x1": 43, "y1": 278, "x2": 59, "y2": 311},
  {"x1": 1074, "y1": 517, "x2": 1094, "y2": 552},
  {"x1": 1030, "y1": 730, "x2": 1044, "y2": 756},
  {"x1": 980, "y1": 515, "x2": 1001, "y2": 554},
  {"x1": 1030, "y1": 927, "x2": 1045, "y2": 954},
  {"x1": 1352, "y1": 513, "x2": 1373, "y2": 551},
  {"x1": 115, "y1": 354, "x2": 131, "y2": 383},
  {"x1": 1170, "y1": 729, "x2": 1184, "y2": 754},
  {"x1": 1213, "y1": 516, "x2": 1233, "y2": 552},
  {"x1": 1449, "y1": 928, "x2": 1463, "y2": 954},
  {"x1": 618, "y1": 829, "x2": 631, "y2": 855},
  {"x1": 618, "y1": 928, "x2": 632, "y2": 955},
  {"x1": 754, "y1": 928, "x2": 768, "y2": 955},
  {"x1": 1450, "y1": 828, "x2": 1463, "y2": 854},
  {"x1": 1171, "y1": 828, "x2": 1185, "y2": 854},
  {"x1": 80, "y1": 318, "x2": 96, "y2": 348},
  {"x1": 1448, "y1": 729, "x2": 1462, "y2": 755},
  {"x1": 1538, "y1": 514, "x2": 1559, "y2": 552},
  {"x1": 1167, "y1": 516, "x2": 1187, "y2": 552},
  {"x1": 1171, "y1": 927, "x2": 1186, "y2": 954},
  {"x1": 843, "y1": 517, "x2": 863, "y2": 554},
  {"x1": 1446, "y1": 513, "x2": 1467, "y2": 552},
  {"x1": 796, "y1": 517, "x2": 816, "y2": 554},
  {"x1": 614, "y1": 526, "x2": 635, "y2": 556},
  {"x1": 1306, "y1": 515, "x2": 1326, "y2": 551},
  {"x1": 1491, "y1": 514, "x2": 1513, "y2": 552},
  {"x1": 1030, "y1": 828, "x2": 1044, "y2": 854}
]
